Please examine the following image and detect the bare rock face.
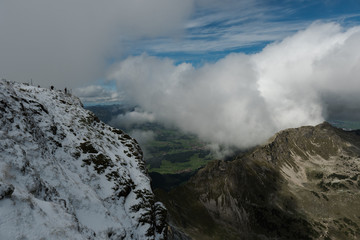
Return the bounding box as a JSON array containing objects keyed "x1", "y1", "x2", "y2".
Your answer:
[
  {"x1": 0, "y1": 183, "x2": 14, "y2": 200},
  {"x1": 158, "y1": 122, "x2": 360, "y2": 239},
  {"x1": 0, "y1": 80, "x2": 167, "y2": 240}
]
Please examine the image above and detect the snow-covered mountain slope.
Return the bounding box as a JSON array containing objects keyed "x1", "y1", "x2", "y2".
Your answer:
[{"x1": 0, "y1": 80, "x2": 167, "y2": 240}]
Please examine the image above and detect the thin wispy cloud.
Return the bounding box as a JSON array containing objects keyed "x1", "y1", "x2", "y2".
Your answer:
[
  {"x1": 128, "y1": 1, "x2": 360, "y2": 60},
  {"x1": 140, "y1": 21, "x2": 309, "y2": 54},
  {"x1": 73, "y1": 85, "x2": 122, "y2": 104}
]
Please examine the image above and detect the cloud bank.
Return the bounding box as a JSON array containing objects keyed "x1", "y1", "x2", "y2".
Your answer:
[
  {"x1": 109, "y1": 22, "x2": 360, "y2": 150},
  {"x1": 0, "y1": 0, "x2": 193, "y2": 89},
  {"x1": 129, "y1": 130, "x2": 157, "y2": 147},
  {"x1": 109, "y1": 109, "x2": 157, "y2": 156},
  {"x1": 109, "y1": 109, "x2": 156, "y2": 129}
]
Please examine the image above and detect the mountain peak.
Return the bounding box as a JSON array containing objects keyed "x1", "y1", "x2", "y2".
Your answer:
[
  {"x1": 0, "y1": 80, "x2": 167, "y2": 239},
  {"x1": 158, "y1": 122, "x2": 360, "y2": 239}
]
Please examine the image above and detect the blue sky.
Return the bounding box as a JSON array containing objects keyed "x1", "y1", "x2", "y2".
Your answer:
[{"x1": 122, "y1": 0, "x2": 360, "y2": 66}]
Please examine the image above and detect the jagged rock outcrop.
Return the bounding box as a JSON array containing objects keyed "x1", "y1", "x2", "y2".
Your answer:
[
  {"x1": 0, "y1": 80, "x2": 167, "y2": 239},
  {"x1": 157, "y1": 122, "x2": 360, "y2": 239}
]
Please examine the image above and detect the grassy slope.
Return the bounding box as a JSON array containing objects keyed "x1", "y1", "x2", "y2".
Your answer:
[{"x1": 139, "y1": 124, "x2": 212, "y2": 174}]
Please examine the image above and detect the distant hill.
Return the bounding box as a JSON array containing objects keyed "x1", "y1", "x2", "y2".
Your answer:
[
  {"x1": 159, "y1": 122, "x2": 360, "y2": 239},
  {"x1": 329, "y1": 120, "x2": 360, "y2": 131},
  {"x1": 85, "y1": 104, "x2": 135, "y2": 124}
]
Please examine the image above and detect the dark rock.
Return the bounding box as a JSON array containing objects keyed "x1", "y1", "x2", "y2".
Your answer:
[
  {"x1": 157, "y1": 123, "x2": 360, "y2": 239},
  {"x1": 0, "y1": 183, "x2": 15, "y2": 200}
]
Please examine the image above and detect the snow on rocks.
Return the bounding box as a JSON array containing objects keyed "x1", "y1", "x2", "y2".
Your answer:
[{"x1": 0, "y1": 80, "x2": 167, "y2": 240}]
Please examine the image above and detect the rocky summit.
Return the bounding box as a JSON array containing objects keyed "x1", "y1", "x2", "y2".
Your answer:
[
  {"x1": 0, "y1": 80, "x2": 167, "y2": 240},
  {"x1": 159, "y1": 122, "x2": 360, "y2": 239}
]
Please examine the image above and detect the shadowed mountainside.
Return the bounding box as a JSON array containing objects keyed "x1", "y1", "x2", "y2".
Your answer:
[{"x1": 158, "y1": 122, "x2": 360, "y2": 239}]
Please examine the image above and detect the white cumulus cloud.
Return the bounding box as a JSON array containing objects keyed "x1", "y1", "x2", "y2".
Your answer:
[
  {"x1": 129, "y1": 130, "x2": 157, "y2": 146},
  {"x1": 110, "y1": 109, "x2": 156, "y2": 129},
  {"x1": 109, "y1": 22, "x2": 360, "y2": 151}
]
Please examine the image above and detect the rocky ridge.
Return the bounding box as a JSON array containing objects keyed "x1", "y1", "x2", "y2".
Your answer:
[
  {"x1": 0, "y1": 80, "x2": 167, "y2": 239},
  {"x1": 158, "y1": 122, "x2": 360, "y2": 239}
]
